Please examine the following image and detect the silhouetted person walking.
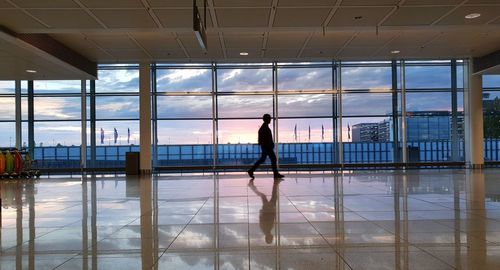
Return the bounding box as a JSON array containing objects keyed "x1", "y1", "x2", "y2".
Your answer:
[
  {"x1": 248, "y1": 114, "x2": 284, "y2": 179},
  {"x1": 248, "y1": 180, "x2": 280, "y2": 244}
]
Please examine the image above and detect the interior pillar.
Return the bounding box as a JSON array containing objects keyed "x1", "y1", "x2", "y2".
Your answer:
[
  {"x1": 464, "y1": 59, "x2": 484, "y2": 169},
  {"x1": 139, "y1": 63, "x2": 152, "y2": 174}
]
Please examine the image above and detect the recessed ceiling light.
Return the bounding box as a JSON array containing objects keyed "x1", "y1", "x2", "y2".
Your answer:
[
  {"x1": 240, "y1": 52, "x2": 249, "y2": 56},
  {"x1": 465, "y1": 13, "x2": 481, "y2": 19},
  {"x1": 390, "y1": 50, "x2": 400, "y2": 54},
  {"x1": 26, "y1": 69, "x2": 37, "y2": 73}
]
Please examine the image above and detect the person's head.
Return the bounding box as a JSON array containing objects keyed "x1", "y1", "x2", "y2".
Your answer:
[
  {"x1": 265, "y1": 233, "x2": 274, "y2": 244},
  {"x1": 263, "y1": 114, "x2": 272, "y2": 124}
]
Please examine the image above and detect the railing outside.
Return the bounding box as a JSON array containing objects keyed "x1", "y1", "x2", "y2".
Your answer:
[{"x1": 30, "y1": 139, "x2": 498, "y2": 169}]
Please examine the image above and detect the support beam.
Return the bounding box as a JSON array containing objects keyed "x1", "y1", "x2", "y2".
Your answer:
[
  {"x1": 15, "y1": 80, "x2": 21, "y2": 149},
  {"x1": 473, "y1": 49, "x2": 500, "y2": 75},
  {"x1": 464, "y1": 59, "x2": 484, "y2": 169},
  {"x1": 81, "y1": 80, "x2": 87, "y2": 169},
  {"x1": 27, "y1": 81, "x2": 34, "y2": 157},
  {"x1": 139, "y1": 63, "x2": 152, "y2": 174}
]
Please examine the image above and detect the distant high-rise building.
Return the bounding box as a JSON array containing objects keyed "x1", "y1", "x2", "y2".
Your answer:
[
  {"x1": 351, "y1": 113, "x2": 463, "y2": 143},
  {"x1": 352, "y1": 123, "x2": 379, "y2": 142}
]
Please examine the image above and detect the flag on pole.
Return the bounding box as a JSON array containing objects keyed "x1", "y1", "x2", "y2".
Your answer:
[
  {"x1": 127, "y1": 128, "x2": 130, "y2": 144},
  {"x1": 347, "y1": 124, "x2": 351, "y2": 141},
  {"x1": 308, "y1": 125, "x2": 311, "y2": 141},
  {"x1": 114, "y1": 128, "x2": 118, "y2": 144},
  {"x1": 100, "y1": 128, "x2": 104, "y2": 144},
  {"x1": 321, "y1": 124, "x2": 324, "y2": 141},
  {"x1": 294, "y1": 124, "x2": 297, "y2": 142}
]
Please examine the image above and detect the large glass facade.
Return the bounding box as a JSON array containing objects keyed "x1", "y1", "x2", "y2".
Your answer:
[
  {"x1": 0, "y1": 81, "x2": 15, "y2": 148},
  {"x1": 4, "y1": 59, "x2": 497, "y2": 170},
  {"x1": 483, "y1": 75, "x2": 500, "y2": 161}
]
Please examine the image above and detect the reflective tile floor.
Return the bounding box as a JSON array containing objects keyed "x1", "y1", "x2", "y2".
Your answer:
[{"x1": 1, "y1": 169, "x2": 500, "y2": 269}]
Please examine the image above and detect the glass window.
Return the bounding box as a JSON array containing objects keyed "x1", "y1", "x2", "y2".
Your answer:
[
  {"x1": 0, "y1": 97, "x2": 15, "y2": 120},
  {"x1": 405, "y1": 65, "x2": 451, "y2": 89},
  {"x1": 278, "y1": 94, "x2": 332, "y2": 117},
  {"x1": 342, "y1": 117, "x2": 393, "y2": 163},
  {"x1": 341, "y1": 66, "x2": 392, "y2": 90},
  {"x1": 217, "y1": 68, "x2": 272, "y2": 92},
  {"x1": 157, "y1": 96, "x2": 212, "y2": 119},
  {"x1": 157, "y1": 120, "x2": 212, "y2": 145},
  {"x1": 0, "y1": 81, "x2": 14, "y2": 94},
  {"x1": 278, "y1": 67, "x2": 332, "y2": 91},
  {"x1": 278, "y1": 118, "x2": 334, "y2": 143},
  {"x1": 218, "y1": 119, "x2": 262, "y2": 145},
  {"x1": 484, "y1": 75, "x2": 500, "y2": 89},
  {"x1": 95, "y1": 121, "x2": 139, "y2": 146},
  {"x1": 34, "y1": 97, "x2": 81, "y2": 120},
  {"x1": 34, "y1": 80, "x2": 81, "y2": 94},
  {"x1": 96, "y1": 96, "x2": 139, "y2": 119},
  {"x1": 217, "y1": 95, "x2": 273, "y2": 118},
  {"x1": 96, "y1": 69, "x2": 139, "y2": 93},
  {"x1": 342, "y1": 93, "x2": 392, "y2": 116},
  {"x1": 406, "y1": 92, "x2": 451, "y2": 112},
  {"x1": 157, "y1": 68, "x2": 212, "y2": 92},
  {"x1": 34, "y1": 121, "x2": 81, "y2": 147},
  {"x1": 0, "y1": 122, "x2": 16, "y2": 147}
]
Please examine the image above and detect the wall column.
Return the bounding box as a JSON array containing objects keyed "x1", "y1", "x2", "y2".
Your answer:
[
  {"x1": 139, "y1": 63, "x2": 152, "y2": 174},
  {"x1": 464, "y1": 60, "x2": 484, "y2": 169},
  {"x1": 464, "y1": 59, "x2": 484, "y2": 169}
]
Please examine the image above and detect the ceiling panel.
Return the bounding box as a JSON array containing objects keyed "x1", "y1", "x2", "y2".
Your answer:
[
  {"x1": 28, "y1": 10, "x2": 103, "y2": 29},
  {"x1": 129, "y1": 33, "x2": 179, "y2": 51},
  {"x1": 91, "y1": 9, "x2": 158, "y2": 28},
  {"x1": 403, "y1": 0, "x2": 462, "y2": 5},
  {"x1": 107, "y1": 49, "x2": 150, "y2": 60},
  {"x1": 149, "y1": 50, "x2": 187, "y2": 59},
  {"x1": 264, "y1": 48, "x2": 299, "y2": 58},
  {"x1": 154, "y1": 8, "x2": 213, "y2": 28},
  {"x1": 348, "y1": 31, "x2": 398, "y2": 47},
  {"x1": 0, "y1": 1, "x2": 13, "y2": 8},
  {"x1": 277, "y1": 0, "x2": 334, "y2": 6},
  {"x1": 78, "y1": 0, "x2": 144, "y2": 8},
  {"x1": 51, "y1": 33, "x2": 99, "y2": 51},
  {"x1": 226, "y1": 47, "x2": 262, "y2": 58},
  {"x1": 341, "y1": 0, "x2": 399, "y2": 6},
  {"x1": 274, "y1": 8, "x2": 330, "y2": 27},
  {"x1": 217, "y1": 8, "x2": 270, "y2": 27},
  {"x1": 224, "y1": 34, "x2": 264, "y2": 48},
  {"x1": 465, "y1": 0, "x2": 500, "y2": 4},
  {"x1": 384, "y1": 30, "x2": 439, "y2": 48},
  {"x1": 86, "y1": 34, "x2": 140, "y2": 50},
  {"x1": 147, "y1": 0, "x2": 192, "y2": 7},
  {"x1": 266, "y1": 32, "x2": 309, "y2": 48},
  {"x1": 436, "y1": 6, "x2": 500, "y2": 25},
  {"x1": 382, "y1": 7, "x2": 453, "y2": 26},
  {"x1": 308, "y1": 32, "x2": 355, "y2": 48},
  {"x1": 78, "y1": 48, "x2": 113, "y2": 61},
  {"x1": 329, "y1": 7, "x2": 393, "y2": 27},
  {"x1": 214, "y1": 0, "x2": 272, "y2": 7},
  {"x1": 301, "y1": 48, "x2": 340, "y2": 58},
  {"x1": 0, "y1": 10, "x2": 46, "y2": 31},
  {"x1": 337, "y1": 46, "x2": 379, "y2": 58},
  {"x1": 12, "y1": 0, "x2": 79, "y2": 8}
]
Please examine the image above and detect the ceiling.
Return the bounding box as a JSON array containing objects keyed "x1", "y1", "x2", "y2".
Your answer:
[{"x1": 0, "y1": 0, "x2": 499, "y2": 79}]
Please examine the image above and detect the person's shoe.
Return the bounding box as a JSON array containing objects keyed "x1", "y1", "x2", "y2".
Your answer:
[
  {"x1": 247, "y1": 170, "x2": 255, "y2": 179},
  {"x1": 273, "y1": 173, "x2": 285, "y2": 179}
]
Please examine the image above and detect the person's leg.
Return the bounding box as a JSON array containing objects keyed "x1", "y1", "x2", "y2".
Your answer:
[
  {"x1": 249, "y1": 150, "x2": 268, "y2": 174},
  {"x1": 268, "y1": 150, "x2": 284, "y2": 178}
]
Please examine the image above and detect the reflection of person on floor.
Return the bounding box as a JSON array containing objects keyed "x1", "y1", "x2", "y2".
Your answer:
[
  {"x1": 249, "y1": 180, "x2": 280, "y2": 244},
  {"x1": 247, "y1": 114, "x2": 284, "y2": 179}
]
